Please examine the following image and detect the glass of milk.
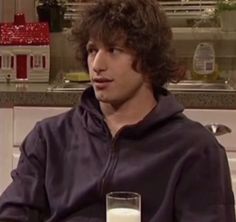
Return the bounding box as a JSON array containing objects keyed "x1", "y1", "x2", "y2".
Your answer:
[{"x1": 106, "y1": 191, "x2": 141, "y2": 222}]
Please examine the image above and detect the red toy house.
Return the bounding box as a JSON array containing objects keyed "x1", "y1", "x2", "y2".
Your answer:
[{"x1": 0, "y1": 13, "x2": 50, "y2": 82}]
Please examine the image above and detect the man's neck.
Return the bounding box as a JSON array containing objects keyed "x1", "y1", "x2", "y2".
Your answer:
[{"x1": 100, "y1": 91, "x2": 157, "y2": 137}]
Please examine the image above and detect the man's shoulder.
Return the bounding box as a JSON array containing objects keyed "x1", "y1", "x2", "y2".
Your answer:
[
  {"x1": 36, "y1": 106, "x2": 80, "y2": 134},
  {"x1": 169, "y1": 113, "x2": 223, "y2": 151}
]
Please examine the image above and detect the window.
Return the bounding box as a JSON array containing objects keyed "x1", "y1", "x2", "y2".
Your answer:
[
  {"x1": 42, "y1": 56, "x2": 46, "y2": 68},
  {"x1": 11, "y1": 56, "x2": 14, "y2": 68},
  {"x1": 34, "y1": 55, "x2": 42, "y2": 68},
  {"x1": 1, "y1": 54, "x2": 14, "y2": 70},
  {"x1": 159, "y1": 0, "x2": 216, "y2": 18},
  {"x1": 31, "y1": 54, "x2": 46, "y2": 69},
  {"x1": 63, "y1": 0, "x2": 217, "y2": 28}
]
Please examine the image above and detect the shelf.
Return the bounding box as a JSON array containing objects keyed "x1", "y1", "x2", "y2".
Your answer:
[{"x1": 172, "y1": 28, "x2": 236, "y2": 40}]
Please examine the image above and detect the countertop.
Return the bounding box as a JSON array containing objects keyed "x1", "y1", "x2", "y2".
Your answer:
[{"x1": 0, "y1": 83, "x2": 236, "y2": 109}]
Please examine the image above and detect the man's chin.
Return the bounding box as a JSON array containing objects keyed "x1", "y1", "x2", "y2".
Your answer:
[
  {"x1": 94, "y1": 91, "x2": 122, "y2": 105},
  {"x1": 95, "y1": 93, "x2": 110, "y2": 103}
]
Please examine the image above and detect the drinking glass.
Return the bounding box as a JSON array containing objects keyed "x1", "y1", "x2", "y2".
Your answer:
[{"x1": 106, "y1": 191, "x2": 141, "y2": 222}]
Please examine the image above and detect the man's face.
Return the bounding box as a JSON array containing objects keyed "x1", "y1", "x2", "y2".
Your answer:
[{"x1": 87, "y1": 38, "x2": 152, "y2": 106}]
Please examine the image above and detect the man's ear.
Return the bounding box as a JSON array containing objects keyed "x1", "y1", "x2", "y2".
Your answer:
[{"x1": 132, "y1": 56, "x2": 142, "y2": 73}]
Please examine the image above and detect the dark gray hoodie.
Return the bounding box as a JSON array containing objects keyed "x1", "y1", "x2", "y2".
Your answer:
[{"x1": 0, "y1": 87, "x2": 235, "y2": 222}]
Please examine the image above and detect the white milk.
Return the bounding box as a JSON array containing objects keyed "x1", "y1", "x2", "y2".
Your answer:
[{"x1": 107, "y1": 208, "x2": 141, "y2": 222}]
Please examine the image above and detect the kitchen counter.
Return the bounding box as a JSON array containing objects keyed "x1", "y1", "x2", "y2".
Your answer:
[{"x1": 0, "y1": 83, "x2": 236, "y2": 109}]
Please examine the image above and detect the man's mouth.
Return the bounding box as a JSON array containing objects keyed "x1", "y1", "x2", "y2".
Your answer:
[{"x1": 92, "y1": 78, "x2": 113, "y2": 89}]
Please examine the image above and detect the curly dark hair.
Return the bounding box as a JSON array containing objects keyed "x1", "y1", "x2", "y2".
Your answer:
[{"x1": 71, "y1": 0, "x2": 184, "y2": 89}]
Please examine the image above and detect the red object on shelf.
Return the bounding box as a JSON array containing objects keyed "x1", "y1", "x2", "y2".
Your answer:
[
  {"x1": 16, "y1": 55, "x2": 27, "y2": 79},
  {"x1": 14, "y1": 13, "x2": 26, "y2": 26},
  {"x1": 0, "y1": 13, "x2": 50, "y2": 82},
  {"x1": 0, "y1": 13, "x2": 49, "y2": 46}
]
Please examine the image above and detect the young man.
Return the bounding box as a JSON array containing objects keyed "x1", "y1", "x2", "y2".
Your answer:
[{"x1": 0, "y1": 0, "x2": 235, "y2": 221}]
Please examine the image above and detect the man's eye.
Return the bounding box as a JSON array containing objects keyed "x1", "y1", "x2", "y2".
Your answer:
[
  {"x1": 87, "y1": 47, "x2": 97, "y2": 55},
  {"x1": 109, "y1": 48, "x2": 122, "y2": 54}
]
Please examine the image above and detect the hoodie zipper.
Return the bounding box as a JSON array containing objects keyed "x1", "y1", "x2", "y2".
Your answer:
[
  {"x1": 99, "y1": 127, "x2": 126, "y2": 197},
  {"x1": 99, "y1": 118, "x2": 150, "y2": 197},
  {"x1": 99, "y1": 138, "x2": 117, "y2": 197}
]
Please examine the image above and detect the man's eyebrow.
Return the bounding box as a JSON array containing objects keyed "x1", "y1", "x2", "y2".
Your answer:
[
  {"x1": 107, "y1": 40, "x2": 126, "y2": 47},
  {"x1": 86, "y1": 40, "x2": 126, "y2": 49},
  {"x1": 86, "y1": 41, "x2": 95, "y2": 48}
]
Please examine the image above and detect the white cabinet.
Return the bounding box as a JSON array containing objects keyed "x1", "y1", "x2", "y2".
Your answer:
[
  {"x1": 0, "y1": 109, "x2": 13, "y2": 194},
  {"x1": 13, "y1": 106, "x2": 70, "y2": 147},
  {"x1": 227, "y1": 152, "x2": 236, "y2": 196},
  {"x1": 185, "y1": 109, "x2": 236, "y2": 206},
  {"x1": 184, "y1": 109, "x2": 236, "y2": 151},
  {"x1": 0, "y1": 106, "x2": 70, "y2": 194},
  {"x1": 12, "y1": 106, "x2": 70, "y2": 166}
]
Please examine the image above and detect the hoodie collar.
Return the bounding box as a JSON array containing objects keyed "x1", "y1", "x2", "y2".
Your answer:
[
  {"x1": 79, "y1": 86, "x2": 103, "y2": 119},
  {"x1": 79, "y1": 86, "x2": 184, "y2": 135}
]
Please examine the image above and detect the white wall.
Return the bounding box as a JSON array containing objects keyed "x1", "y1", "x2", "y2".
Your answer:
[
  {"x1": 1, "y1": 0, "x2": 36, "y2": 22},
  {"x1": 0, "y1": 1, "x2": 2, "y2": 22}
]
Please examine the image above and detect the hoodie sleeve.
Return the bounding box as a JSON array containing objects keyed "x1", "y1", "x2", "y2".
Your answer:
[
  {"x1": 0, "y1": 124, "x2": 49, "y2": 222},
  {"x1": 175, "y1": 141, "x2": 235, "y2": 222}
]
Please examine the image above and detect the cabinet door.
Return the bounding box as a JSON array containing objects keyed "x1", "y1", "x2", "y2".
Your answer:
[
  {"x1": 184, "y1": 109, "x2": 236, "y2": 151},
  {"x1": 227, "y1": 152, "x2": 236, "y2": 196},
  {"x1": 13, "y1": 106, "x2": 70, "y2": 168},
  {"x1": 0, "y1": 108, "x2": 13, "y2": 194},
  {"x1": 184, "y1": 109, "x2": 236, "y2": 208},
  {"x1": 13, "y1": 106, "x2": 70, "y2": 147}
]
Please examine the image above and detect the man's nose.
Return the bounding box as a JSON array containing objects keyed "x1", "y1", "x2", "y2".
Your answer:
[{"x1": 92, "y1": 50, "x2": 107, "y2": 74}]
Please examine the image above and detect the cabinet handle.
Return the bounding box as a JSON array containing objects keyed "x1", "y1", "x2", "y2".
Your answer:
[{"x1": 205, "y1": 123, "x2": 232, "y2": 136}]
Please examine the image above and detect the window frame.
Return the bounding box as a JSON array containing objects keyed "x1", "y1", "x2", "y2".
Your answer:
[{"x1": 1, "y1": 54, "x2": 14, "y2": 70}]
